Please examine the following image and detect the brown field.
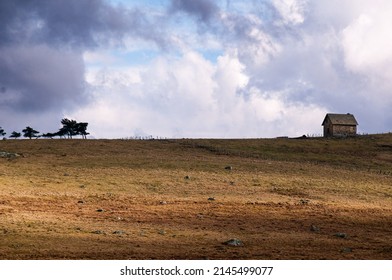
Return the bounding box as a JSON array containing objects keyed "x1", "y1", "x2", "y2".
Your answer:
[{"x1": 1, "y1": 135, "x2": 392, "y2": 260}]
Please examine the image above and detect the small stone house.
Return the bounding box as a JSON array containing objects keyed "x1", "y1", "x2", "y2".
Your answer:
[{"x1": 322, "y1": 113, "x2": 358, "y2": 137}]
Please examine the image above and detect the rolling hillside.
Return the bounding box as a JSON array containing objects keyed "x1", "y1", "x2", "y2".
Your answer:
[{"x1": 1, "y1": 135, "x2": 392, "y2": 259}]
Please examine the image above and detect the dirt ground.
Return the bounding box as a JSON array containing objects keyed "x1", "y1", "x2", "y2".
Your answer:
[{"x1": 1, "y1": 138, "x2": 392, "y2": 260}]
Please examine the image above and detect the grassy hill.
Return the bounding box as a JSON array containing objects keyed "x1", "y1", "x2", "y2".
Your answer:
[{"x1": 1, "y1": 135, "x2": 392, "y2": 259}]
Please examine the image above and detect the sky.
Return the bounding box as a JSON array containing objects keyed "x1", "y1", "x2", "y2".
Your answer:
[{"x1": 1, "y1": 0, "x2": 392, "y2": 139}]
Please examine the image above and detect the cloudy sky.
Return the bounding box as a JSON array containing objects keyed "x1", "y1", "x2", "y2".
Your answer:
[{"x1": 1, "y1": 0, "x2": 391, "y2": 138}]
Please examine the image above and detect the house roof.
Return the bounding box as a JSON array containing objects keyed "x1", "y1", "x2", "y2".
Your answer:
[{"x1": 322, "y1": 113, "x2": 358, "y2": 126}]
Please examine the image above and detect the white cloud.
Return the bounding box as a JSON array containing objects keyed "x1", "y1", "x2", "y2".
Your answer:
[
  {"x1": 341, "y1": 10, "x2": 392, "y2": 78},
  {"x1": 337, "y1": 2, "x2": 392, "y2": 124},
  {"x1": 73, "y1": 49, "x2": 327, "y2": 139},
  {"x1": 272, "y1": 0, "x2": 308, "y2": 25}
]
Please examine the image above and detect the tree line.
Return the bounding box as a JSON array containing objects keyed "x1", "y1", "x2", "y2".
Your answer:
[{"x1": 0, "y1": 118, "x2": 89, "y2": 140}]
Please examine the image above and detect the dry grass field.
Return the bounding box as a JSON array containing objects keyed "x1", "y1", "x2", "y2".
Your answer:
[{"x1": 1, "y1": 135, "x2": 392, "y2": 260}]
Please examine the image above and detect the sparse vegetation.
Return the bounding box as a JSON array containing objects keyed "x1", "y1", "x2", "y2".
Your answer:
[
  {"x1": 9, "y1": 131, "x2": 21, "y2": 139},
  {"x1": 0, "y1": 135, "x2": 392, "y2": 259},
  {"x1": 0, "y1": 127, "x2": 5, "y2": 138},
  {"x1": 1, "y1": 118, "x2": 89, "y2": 140},
  {"x1": 22, "y1": 126, "x2": 39, "y2": 139}
]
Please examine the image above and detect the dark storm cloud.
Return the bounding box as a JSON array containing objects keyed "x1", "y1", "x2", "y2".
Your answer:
[
  {"x1": 169, "y1": 0, "x2": 219, "y2": 22},
  {"x1": 0, "y1": 0, "x2": 169, "y2": 49},
  {"x1": 0, "y1": 45, "x2": 86, "y2": 112},
  {"x1": 1, "y1": 0, "x2": 106, "y2": 47},
  {"x1": 0, "y1": 0, "x2": 171, "y2": 115}
]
